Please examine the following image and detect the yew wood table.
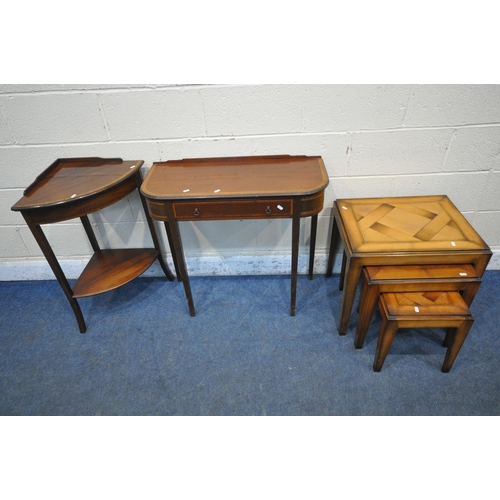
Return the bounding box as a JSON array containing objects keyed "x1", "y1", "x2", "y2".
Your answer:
[
  {"x1": 11, "y1": 157, "x2": 174, "y2": 333},
  {"x1": 140, "y1": 155, "x2": 329, "y2": 317},
  {"x1": 325, "y1": 195, "x2": 492, "y2": 335}
]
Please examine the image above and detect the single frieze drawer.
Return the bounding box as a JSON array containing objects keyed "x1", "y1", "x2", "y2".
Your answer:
[{"x1": 173, "y1": 199, "x2": 293, "y2": 219}]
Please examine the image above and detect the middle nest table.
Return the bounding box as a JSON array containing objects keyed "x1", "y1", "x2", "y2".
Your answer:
[{"x1": 141, "y1": 155, "x2": 329, "y2": 316}]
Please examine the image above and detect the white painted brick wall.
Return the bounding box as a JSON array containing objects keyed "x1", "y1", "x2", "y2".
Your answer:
[
  {"x1": 2, "y1": 92, "x2": 108, "y2": 144},
  {"x1": 100, "y1": 88, "x2": 206, "y2": 141},
  {"x1": 443, "y1": 126, "x2": 500, "y2": 172},
  {"x1": 349, "y1": 129, "x2": 454, "y2": 175},
  {"x1": 1, "y1": 84, "x2": 499, "y2": 280},
  {"x1": 405, "y1": 85, "x2": 500, "y2": 126},
  {"x1": 200, "y1": 85, "x2": 305, "y2": 136},
  {"x1": 302, "y1": 84, "x2": 412, "y2": 132}
]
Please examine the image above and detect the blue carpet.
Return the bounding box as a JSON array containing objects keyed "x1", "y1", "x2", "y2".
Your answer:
[{"x1": 1, "y1": 271, "x2": 499, "y2": 415}]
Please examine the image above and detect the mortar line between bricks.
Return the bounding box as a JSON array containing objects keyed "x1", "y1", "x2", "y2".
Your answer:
[
  {"x1": 345, "y1": 133, "x2": 353, "y2": 176},
  {"x1": 6, "y1": 170, "x2": 489, "y2": 193},
  {"x1": 1, "y1": 123, "x2": 500, "y2": 149},
  {"x1": 0, "y1": 85, "x2": 212, "y2": 96},
  {"x1": 402, "y1": 85, "x2": 414, "y2": 126},
  {"x1": 96, "y1": 94, "x2": 112, "y2": 141},
  {"x1": 325, "y1": 170, "x2": 491, "y2": 179},
  {"x1": 440, "y1": 129, "x2": 457, "y2": 172},
  {"x1": 197, "y1": 89, "x2": 208, "y2": 136}
]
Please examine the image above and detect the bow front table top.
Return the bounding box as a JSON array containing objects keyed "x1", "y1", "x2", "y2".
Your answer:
[{"x1": 141, "y1": 155, "x2": 329, "y2": 316}]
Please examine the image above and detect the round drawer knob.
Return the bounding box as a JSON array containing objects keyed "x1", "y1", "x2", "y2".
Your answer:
[
  {"x1": 193, "y1": 208, "x2": 200, "y2": 216},
  {"x1": 265, "y1": 206, "x2": 272, "y2": 215}
]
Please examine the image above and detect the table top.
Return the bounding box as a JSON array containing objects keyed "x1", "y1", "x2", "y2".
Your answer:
[
  {"x1": 12, "y1": 157, "x2": 143, "y2": 211},
  {"x1": 382, "y1": 291, "x2": 470, "y2": 317},
  {"x1": 140, "y1": 155, "x2": 329, "y2": 201},
  {"x1": 336, "y1": 195, "x2": 490, "y2": 254}
]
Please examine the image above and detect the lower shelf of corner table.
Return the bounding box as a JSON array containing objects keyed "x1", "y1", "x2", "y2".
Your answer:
[{"x1": 72, "y1": 248, "x2": 159, "y2": 298}]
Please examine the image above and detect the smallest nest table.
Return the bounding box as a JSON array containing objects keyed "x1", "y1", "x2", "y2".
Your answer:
[
  {"x1": 374, "y1": 290, "x2": 474, "y2": 373},
  {"x1": 11, "y1": 157, "x2": 174, "y2": 333}
]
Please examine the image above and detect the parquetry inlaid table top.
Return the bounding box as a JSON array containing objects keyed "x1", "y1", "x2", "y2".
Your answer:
[
  {"x1": 383, "y1": 290, "x2": 471, "y2": 318},
  {"x1": 338, "y1": 195, "x2": 488, "y2": 254},
  {"x1": 327, "y1": 195, "x2": 491, "y2": 335}
]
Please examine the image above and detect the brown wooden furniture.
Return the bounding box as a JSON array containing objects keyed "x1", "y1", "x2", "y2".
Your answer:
[
  {"x1": 140, "y1": 155, "x2": 329, "y2": 316},
  {"x1": 325, "y1": 195, "x2": 492, "y2": 335},
  {"x1": 11, "y1": 157, "x2": 174, "y2": 333},
  {"x1": 374, "y1": 291, "x2": 474, "y2": 372},
  {"x1": 354, "y1": 264, "x2": 481, "y2": 349}
]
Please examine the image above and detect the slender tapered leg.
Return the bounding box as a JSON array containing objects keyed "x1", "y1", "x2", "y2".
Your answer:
[
  {"x1": 443, "y1": 283, "x2": 480, "y2": 346},
  {"x1": 139, "y1": 191, "x2": 175, "y2": 281},
  {"x1": 442, "y1": 319, "x2": 474, "y2": 373},
  {"x1": 163, "y1": 219, "x2": 182, "y2": 282},
  {"x1": 443, "y1": 329, "x2": 454, "y2": 348},
  {"x1": 308, "y1": 214, "x2": 318, "y2": 281},
  {"x1": 80, "y1": 215, "x2": 100, "y2": 252},
  {"x1": 357, "y1": 272, "x2": 367, "y2": 314},
  {"x1": 23, "y1": 213, "x2": 86, "y2": 333},
  {"x1": 163, "y1": 204, "x2": 196, "y2": 317},
  {"x1": 460, "y1": 283, "x2": 481, "y2": 307},
  {"x1": 290, "y1": 202, "x2": 302, "y2": 316},
  {"x1": 338, "y1": 251, "x2": 346, "y2": 291},
  {"x1": 355, "y1": 283, "x2": 380, "y2": 349},
  {"x1": 326, "y1": 213, "x2": 340, "y2": 278},
  {"x1": 373, "y1": 316, "x2": 399, "y2": 372},
  {"x1": 338, "y1": 255, "x2": 363, "y2": 335}
]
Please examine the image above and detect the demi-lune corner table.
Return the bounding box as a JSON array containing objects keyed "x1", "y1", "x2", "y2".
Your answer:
[
  {"x1": 325, "y1": 195, "x2": 492, "y2": 335},
  {"x1": 140, "y1": 155, "x2": 329, "y2": 317},
  {"x1": 11, "y1": 157, "x2": 174, "y2": 333}
]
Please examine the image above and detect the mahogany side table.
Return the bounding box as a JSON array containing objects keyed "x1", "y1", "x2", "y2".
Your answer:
[
  {"x1": 11, "y1": 157, "x2": 174, "y2": 333},
  {"x1": 140, "y1": 155, "x2": 329, "y2": 317},
  {"x1": 325, "y1": 195, "x2": 492, "y2": 335}
]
